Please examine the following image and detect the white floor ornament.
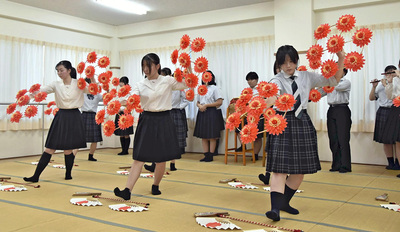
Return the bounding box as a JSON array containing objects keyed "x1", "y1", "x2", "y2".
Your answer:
[
  {"x1": 70, "y1": 198, "x2": 102, "y2": 206},
  {"x1": 117, "y1": 170, "x2": 129, "y2": 175},
  {"x1": 263, "y1": 187, "x2": 303, "y2": 193},
  {"x1": 0, "y1": 184, "x2": 27, "y2": 191},
  {"x1": 196, "y1": 217, "x2": 241, "y2": 230},
  {"x1": 380, "y1": 204, "x2": 400, "y2": 212},
  {"x1": 52, "y1": 164, "x2": 65, "y2": 169},
  {"x1": 109, "y1": 203, "x2": 148, "y2": 212},
  {"x1": 228, "y1": 182, "x2": 258, "y2": 189}
]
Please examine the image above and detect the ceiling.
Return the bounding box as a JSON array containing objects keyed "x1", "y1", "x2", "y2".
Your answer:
[{"x1": 8, "y1": 0, "x2": 270, "y2": 26}]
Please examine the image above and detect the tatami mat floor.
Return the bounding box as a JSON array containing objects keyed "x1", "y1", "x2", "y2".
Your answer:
[{"x1": 1, "y1": 148, "x2": 399, "y2": 232}]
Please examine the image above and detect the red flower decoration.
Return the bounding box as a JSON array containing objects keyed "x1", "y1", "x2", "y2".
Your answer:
[
  {"x1": 323, "y1": 86, "x2": 335, "y2": 93},
  {"x1": 393, "y1": 95, "x2": 400, "y2": 107},
  {"x1": 275, "y1": 94, "x2": 296, "y2": 112},
  {"x1": 85, "y1": 66, "x2": 95, "y2": 78},
  {"x1": 248, "y1": 96, "x2": 267, "y2": 116},
  {"x1": 240, "y1": 124, "x2": 258, "y2": 144},
  {"x1": 191, "y1": 37, "x2": 206, "y2": 52},
  {"x1": 10, "y1": 111, "x2": 22, "y2": 123},
  {"x1": 264, "y1": 108, "x2": 276, "y2": 119},
  {"x1": 17, "y1": 95, "x2": 30, "y2": 107},
  {"x1": 106, "y1": 71, "x2": 113, "y2": 78},
  {"x1": 306, "y1": 44, "x2": 324, "y2": 62},
  {"x1": 47, "y1": 101, "x2": 56, "y2": 108},
  {"x1": 53, "y1": 108, "x2": 59, "y2": 116},
  {"x1": 297, "y1": 65, "x2": 307, "y2": 71},
  {"x1": 235, "y1": 99, "x2": 248, "y2": 115},
  {"x1": 16, "y1": 89, "x2": 27, "y2": 100},
  {"x1": 118, "y1": 85, "x2": 131, "y2": 98},
  {"x1": 24, "y1": 105, "x2": 38, "y2": 118},
  {"x1": 247, "y1": 112, "x2": 260, "y2": 125},
  {"x1": 102, "y1": 93, "x2": 113, "y2": 106},
  {"x1": 257, "y1": 82, "x2": 279, "y2": 98},
  {"x1": 98, "y1": 56, "x2": 110, "y2": 68},
  {"x1": 174, "y1": 68, "x2": 183, "y2": 82},
  {"x1": 265, "y1": 114, "x2": 287, "y2": 135},
  {"x1": 327, "y1": 35, "x2": 345, "y2": 54},
  {"x1": 77, "y1": 78, "x2": 87, "y2": 89},
  {"x1": 337, "y1": 14, "x2": 356, "y2": 32},
  {"x1": 344, "y1": 51, "x2": 365, "y2": 72},
  {"x1": 194, "y1": 57, "x2": 208, "y2": 73},
  {"x1": 126, "y1": 94, "x2": 141, "y2": 109},
  {"x1": 320, "y1": 59, "x2": 338, "y2": 79},
  {"x1": 198, "y1": 85, "x2": 208, "y2": 96},
  {"x1": 102, "y1": 83, "x2": 109, "y2": 92},
  {"x1": 225, "y1": 112, "x2": 241, "y2": 131},
  {"x1": 87, "y1": 52, "x2": 97, "y2": 63},
  {"x1": 178, "y1": 52, "x2": 191, "y2": 68},
  {"x1": 112, "y1": 77, "x2": 120, "y2": 86},
  {"x1": 309, "y1": 59, "x2": 321, "y2": 70},
  {"x1": 171, "y1": 49, "x2": 179, "y2": 64},
  {"x1": 6, "y1": 103, "x2": 17, "y2": 114},
  {"x1": 34, "y1": 92, "x2": 47, "y2": 102},
  {"x1": 135, "y1": 103, "x2": 143, "y2": 113},
  {"x1": 352, "y1": 28, "x2": 373, "y2": 47},
  {"x1": 103, "y1": 120, "x2": 115, "y2": 137},
  {"x1": 77, "y1": 62, "x2": 85, "y2": 74},
  {"x1": 241, "y1": 88, "x2": 253, "y2": 96},
  {"x1": 309, "y1": 89, "x2": 322, "y2": 102},
  {"x1": 118, "y1": 114, "x2": 134, "y2": 130},
  {"x1": 109, "y1": 89, "x2": 117, "y2": 97},
  {"x1": 98, "y1": 72, "x2": 110, "y2": 84},
  {"x1": 44, "y1": 108, "x2": 52, "y2": 115},
  {"x1": 29, "y1": 84, "x2": 41, "y2": 93},
  {"x1": 314, "y1": 23, "x2": 331, "y2": 40},
  {"x1": 185, "y1": 89, "x2": 195, "y2": 101},
  {"x1": 180, "y1": 34, "x2": 190, "y2": 50},
  {"x1": 202, "y1": 71, "x2": 213, "y2": 83},
  {"x1": 107, "y1": 100, "x2": 121, "y2": 115},
  {"x1": 185, "y1": 73, "x2": 199, "y2": 88},
  {"x1": 88, "y1": 83, "x2": 99, "y2": 95}
]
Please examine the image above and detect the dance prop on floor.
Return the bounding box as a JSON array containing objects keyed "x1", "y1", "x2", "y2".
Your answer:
[
  {"x1": 375, "y1": 193, "x2": 388, "y2": 201},
  {"x1": 31, "y1": 160, "x2": 78, "y2": 167},
  {"x1": 219, "y1": 178, "x2": 268, "y2": 187},
  {"x1": 70, "y1": 197, "x2": 102, "y2": 206},
  {"x1": 72, "y1": 192, "x2": 150, "y2": 208},
  {"x1": 195, "y1": 212, "x2": 240, "y2": 230},
  {"x1": 0, "y1": 177, "x2": 40, "y2": 188},
  {"x1": 0, "y1": 183, "x2": 27, "y2": 192},
  {"x1": 263, "y1": 187, "x2": 303, "y2": 193},
  {"x1": 228, "y1": 181, "x2": 258, "y2": 189},
  {"x1": 109, "y1": 203, "x2": 148, "y2": 212},
  {"x1": 380, "y1": 203, "x2": 400, "y2": 212}
]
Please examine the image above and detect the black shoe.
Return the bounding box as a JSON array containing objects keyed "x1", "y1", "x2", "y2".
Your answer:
[
  {"x1": 88, "y1": 154, "x2": 97, "y2": 161},
  {"x1": 258, "y1": 173, "x2": 270, "y2": 185},
  {"x1": 151, "y1": 185, "x2": 161, "y2": 195},
  {"x1": 265, "y1": 209, "x2": 280, "y2": 221},
  {"x1": 339, "y1": 168, "x2": 351, "y2": 173},
  {"x1": 235, "y1": 146, "x2": 243, "y2": 152},
  {"x1": 329, "y1": 168, "x2": 339, "y2": 172},
  {"x1": 170, "y1": 163, "x2": 177, "y2": 171},
  {"x1": 255, "y1": 154, "x2": 259, "y2": 161},
  {"x1": 114, "y1": 187, "x2": 131, "y2": 200},
  {"x1": 397, "y1": 174, "x2": 400, "y2": 178},
  {"x1": 118, "y1": 151, "x2": 129, "y2": 155},
  {"x1": 391, "y1": 164, "x2": 400, "y2": 170},
  {"x1": 144, "y1": 163, "x2": 155, "y2": 172},
  {"x1": 23, "y1": 176, "x2": 39, "y2": 183}
]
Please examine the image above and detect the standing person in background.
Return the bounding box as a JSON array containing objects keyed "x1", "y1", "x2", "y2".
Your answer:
[
  {"x1": 24, "y1": 60, "x2": 89, "y2": 182},
  {"x1": 114, "y1": 76, "x2": 134, "y2": 156},
  {"x1": 194, "y1": 70, "x2": 225, "y2": 162},
  {"x1": 369, "y1": 65, "x2": 398, "y2": 170}
]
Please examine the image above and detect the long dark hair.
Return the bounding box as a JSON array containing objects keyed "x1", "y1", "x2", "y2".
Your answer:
[
  {"x1": 161, "y1": 67, "x2": 172, "y2": 76},
  {"x1": 55, "y1": 60, "x2": 77, "y2": 79},
  {"x1": 119, "y1": 76, "x2": 129, "y2": 85},
  {"x1": 141, "y1": 53, "x2": 161, "y2": 77},
  {"x1": 276, "y1": 45, "x2": 299, "y2": 68},
  {"x1": 202, "y1": 70, "x2": 217, "y2": 85}
]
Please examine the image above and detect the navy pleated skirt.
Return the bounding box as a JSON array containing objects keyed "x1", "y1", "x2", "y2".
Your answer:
[
  {"x1": 193, "y1": 107, "x2": 225, "y2": 139},
  {"x1": 373, "y1": 106, "x2": 392, "y2": 143},
  {"x1": 381, "y1": 105, "x2": 400, "y2": 144},
  {"x1": 81, "y1": 111, "x2": 103, "y2": 143}
]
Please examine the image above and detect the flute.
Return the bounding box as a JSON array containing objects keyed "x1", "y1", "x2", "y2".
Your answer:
[
  {"x1": 370, "y1": 79, "x2": 381, "y2": 83},
  {"x1": 381, "y1": 71, "x2": 395, "y2": 75}
]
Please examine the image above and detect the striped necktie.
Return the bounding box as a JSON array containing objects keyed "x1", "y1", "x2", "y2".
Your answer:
[{"x1": 290, "y1": 76, "x2": 303, "y2": 119}]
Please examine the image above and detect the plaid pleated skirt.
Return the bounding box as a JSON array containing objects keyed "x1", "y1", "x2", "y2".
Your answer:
[
  {"x1": 114, "y1": 112, "x2": 134, "y2": 136},
  {"x1": 373, "y1": 107, "x2": 392, "y2": 143},
  {"x1": 170, "y1": 109, "x2": 188, "y2": 149},
  {"x1": 81, "y1": 112, "x2": 103, "y2": 143},
  {"x1": 133, "y1": 111, "x2": 181, "y2": 162},
  {"x1": 266, "y1": 110, "x2": 321, "y2": 174},
  {"x1": 45, "y1": 108, "x2": 87, "y2": 150},
  {"x1": 381, "y1": 105, "x2": 400, "y2": 144},
  {"x1": 193, "y1": 107, "x2": 225, "y2": 139}
]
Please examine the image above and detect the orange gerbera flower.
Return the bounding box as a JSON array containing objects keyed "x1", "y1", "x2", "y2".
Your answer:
[
  {"x1": 171, "y1": 49, "x2": 179, "y2": 64},
  {"x1": 194, "y1": 57, "x2": 208, "y2": 73},
  {"x1": 314, "y1": 23, "x2": 331, "y2": 40},
  {"x1": 77, "y1": 78, "x2": 87, "y2": 89},
  {"x1": 327, "y1": 35, "x2": 345, "y2": 54},
  {"x1": 352, "y1": 28, "x2": 373, "y2": 47},
  {"x1": 98, "y1": 72, "x2": 110, "y2": 84},
  {"x1": 178, "y1": 52, "x2": 191, "y2": 68},
  {"x1": 185, "y1": 89, "x2": 195, "y2": 101},
  {"x1": 87, "y1": 51, "x2": 97, "y2": 63},
  {"x1": 102, "y1": 83, "x2": 109, "y2": 92},
  {"x1": 320, "y1": 59, "x2": 338, "y2": 79},
  {"x1": 17, "y1": 95, "x2": 30, "y2": 107},
  {"x1": 185, "y1": 73, "x2": 199, "y2": 88},
  {"x1": 118, "y1": 114, "x2": 134, "y2": 130},
  {"x1": 172, "y1": 68, "x2": 181, "y2": 82},
  {"x1": 337, "y1": 14, "x2": 356, "y2": 32},
  {"x1": 16, "y1": 89, "x2": 27, "y2": 100},
  {"x1": 344, "y1": 51, "x2": 365, "y2": 72},
  {"x1": 126, "y1": 94, "x2": 141, "y2": 109},
  {"x1": 241, "y1": 88, "x2": 253, "y2": 96},
  {"x1": 297, "y1": 65, "x2": 307, "y2": 71},
  {"x1": 44, "y1": 108, "x2": 52, "y2": 115},
  {"x1": 191, "y1": 37, "x2": 206, "y2": 52},
  {"x1": 183, "y1": 68, "x2": 190, "y2": 76},
  {"x1": 264, "y1": 108, "x2": 276, "y2": 119},
  {"x1": 225, "y1": 112, "x2": 242, "y2": 131},
  {"x1": 306, "y1": 44, "x2": 324, "y2": 62},
  {"x1": 265, "y1": 114, "x2": 287, "y2": 135},
  {"x1": 248, "y1": 96, "x2": 267, "y2": 116},
  {"x1": 102, "y1": 93, "x2": 113, "y2": 105},
  {"x1": 323, "y1": 86, "x2": 335, "y2": 93},
  {"x1": 106, "y1": 70, "x2": 113, "y2": 78},
  {"x1": 247, "y1": 112, "x2": 260, "y2": 125},
  {"x1": 85, "y1": 66, "x2": 96, "y2": 78},
  {"x1": 77, "y1": 62, "x2": 85, "y2": 74},
  {"x1": 258, "y1": 82, "x2": 279, "y2": 98},
  {"x1": 275, "y1": 94, "x2": 296, "y2": 112},
  {"x1": 103, "y1": 120, "x2": 115, "y2": 137},
  {"x1": 309, "y1": 89, "x2": 322, "y2": 102},
  {"x1": 88, "y1": 83, "x2": 99, "y2": 95},
  {"x1": 202, "y1": 71, "x2": 213, "y2": 83},
  {"x1": 107, "y1": 100, "x2": 121, "y2": 115},
  {"x1": 118, "y1": 85, "x2": 131, "y2": 98},
  {"x1": 109, "y1": 89, "x2": 117, "y2": 97},
  {"x1": 198, "y1": 85, "x2": 208, "y2": 96},
  {"x1": 95, "y1": 109, "x2": 105, "y2": 125},
  {"x1": 135, "y1": 103, "x2": 144, "y2": 113},
  {"x1": 6, "y1": 103, "x2": 17, "y2": 115},
  {"x1": 24, "y1": 105, "x2": 38, "y2": 118},
  {"x1": 34, "y1": 92, "x2": 47, "y2": 102},
  {"x1": 112, "y1": 77, "x2": 120, "y2": 86},
  {"x1": 98, "y1": 56, "x2": 110, "y2": 68},
  {"x1": 53, "y1": 108, "x2": 59, "y2": 116},
  {"x1": 309, "y1": 59, "x2": 321, "y2": 70},
  {"x1": 47, "y1": 101, "x2": 56, "y2": 108},
  {"x1": 29, "y1": 83, "x2": 41, "y2": 93},
  {"x1": 180, "y1": 34, "x2": 191, "y2": 50},
  {"x1": 393, "y1": 95, "x2": 400, "y2": 107},
  {"x1": 10, "y1": 111, "x2": 22, "y2": 123},
  {"x1": 240, "y1": 124, "x2": 258, "y2": 144}
]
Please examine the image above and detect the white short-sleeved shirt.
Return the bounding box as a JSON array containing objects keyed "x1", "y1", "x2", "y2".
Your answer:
[
  {"x1": 40, "y1": 79, "x2": 86, "y2": 109},
  {"x1": 326, "y1": 78, "x2": 351, "y2": 105},
  {"x1": 171, "y1": 90, "x2": 189, "y2": 109},
  {"x1": 375, "y1": 82, "x2": 392, "y2": 107},
  {"x1": 385, "y1": 76, "x2": 400, "y2": 100},
  {"x1": 81, "y1": 93, "x2": 103, "y2": 112},
  {"x1": 197, "y1": 85, "x2": 224, "y2": 107}
]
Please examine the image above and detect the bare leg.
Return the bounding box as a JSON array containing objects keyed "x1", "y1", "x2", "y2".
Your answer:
[
  {"x1": 153, "y1": 162, "x2": 166, "y2": 186},
  {"x1": 209, "y1": 138, "x2": 217, "y2": 153},
  {"x1": 89, "y1": 143, "x2": 97, "y2": 154},
  {"x1": 286, "y1": 174, "x2": 304, "y2": 190},
  {"x1": 125, "y1": 160, "x2": 145, "y2": 190},
  {"x1": 270, "y1": 173, "x2": 287, "y2": 193},
  {"x1": 202, "y1": 139, "x2": 210, "y2": 153},
  {"x1": 254, "y1": 138, "x2": 262, "y2": 155}
]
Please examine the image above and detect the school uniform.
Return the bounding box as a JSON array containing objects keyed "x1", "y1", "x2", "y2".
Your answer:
[
  {"x1": 383, "y1": 77, "x2": 400, "y2": 143},
  {"x1": 193, "y1": 85, "x2": 225, "y2": 139},
  {"x1": 171, "y1": 90, "x2": 189, "y2": 156},
  {"x1": 81, "y1": 93, "x2": 103, "y2": 143},
  {"x1": 266, "y1": 70, "x2": 338, "y2": 174},
  {"x1": 131, "y1": 75, "x2": 186, "y2": 162},
  {"x1": 373, "y1": 83, "x2": 393, "y2": 143}
]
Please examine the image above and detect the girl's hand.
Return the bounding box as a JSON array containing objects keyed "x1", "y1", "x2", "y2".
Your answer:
[
  {"x1": 198, "y1": 104, "x2": 207, "y2": 112},
  {"x1": 336, "y1": 50, "x2": 346, "y2": 59},
  {"x1": 371, "y1": 79, "x2": 379, "y2": 87}
]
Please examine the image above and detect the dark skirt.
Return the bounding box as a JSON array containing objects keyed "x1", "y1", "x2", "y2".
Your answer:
[
  {"x1": 193, "y1": 107, "x2": 225, "y2": 139},
  {"x1": 373, "y1": 107, "x2": 392, "y2": 143},
  {"x1": 266, "y1": 110, "x2": 321, "y2": 174},
  {"x1": 133, "y1": 111, "x2": 181, "y2": 162},
  {"x1": 170, "y1": 109, "x2": 188, "y2": 150},
  {"x1": 114, "y1": 112, "x2": 134, "y2": 136},
  {"x1": 45, "y1": 108, "x2": 87, "y2": 150},
  {"x1": 81, "y1": 112, "x2": 103, "y2": 143},
  {"x1": 381, "y1": 105, "x2": 400, "y2": 144}
]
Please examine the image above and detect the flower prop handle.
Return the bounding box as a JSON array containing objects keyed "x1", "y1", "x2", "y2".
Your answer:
[
  {"x1": 2, "y1": 178, "x2": 40, "y2": 188},
  {"x1": 92, "y1": 195, "x2": 150, "y2": 208}
]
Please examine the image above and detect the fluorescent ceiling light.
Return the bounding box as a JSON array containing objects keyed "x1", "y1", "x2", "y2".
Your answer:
[{"x1": 95, "y1": 0, "x2": 148, "y2": 15}]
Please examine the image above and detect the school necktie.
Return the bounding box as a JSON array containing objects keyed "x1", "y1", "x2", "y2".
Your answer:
[{"x1": 290, "y1": 76, "x2": 303, "y2": 119}]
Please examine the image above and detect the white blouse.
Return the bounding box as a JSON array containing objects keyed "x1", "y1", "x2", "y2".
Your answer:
[
  {"x1": 385, "y1": 76, "x2": 400, "y2": 100},
  {"x1": 375, "y1": 82, "x2": 392, "y2": 107},
  {"x1": 197, "y1": 85, "x2": 224, "y2": 107},
  {"x1": 40, "y1": 79, "x2": 87, "y2": 109},
  {"x1": 171, "y1": 90, "x2": 189, "y2": 109}
]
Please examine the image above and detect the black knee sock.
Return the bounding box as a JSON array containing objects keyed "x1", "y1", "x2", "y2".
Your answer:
[
  {"x1": 281, "y1": 185, "x2": 299, "y2": 214},
  {"x1": 170, "y1": 162, "x2": 177, "y2": 171},
  {"x1": 152, "y1": 184, "x2": 161, "y2": 195},
  {"x1": 124, "y1": 137, "x2": 130, "y2": 153},
  {"x1": 23, "y1": 152, "x2": 52, "y2": 182},
  {"x1": 258, "y1": 172, "x2": 270, "y2": 185},
  {"x1": 88, "y1": 153, "x2": 97, "y2": 161},
  {"x1": 64, "y1": 153, "x2": 75, "y2": 180},
  {"x1": 118, "y1": 137, "x2": 125, "y2": 155},
  {"x1": 144, "y1": 162, "x2": 156, "y2": 172},
  {"x1": 265, "y1": 192, "x2": 284, "y2": 221},
  {"x1": 114, "y1": 187, "x2": 131, "y2": 200}
]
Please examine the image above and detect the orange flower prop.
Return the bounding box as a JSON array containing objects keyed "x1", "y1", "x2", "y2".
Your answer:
[
  {"x1": 103, "y1": 120, "x2": 115, "y2": 137},
  {"x1": 98, "y1": 72, "x2": 110, "y2": 84},
  {"x1": 109, "y1": 89, "x2": 117, "y2": 97},
  {"x1": 88, "y1": 83, "x2": 99, "y2": 95},
  {"x1": 29, "y1": 84, "x2": 41, "y2": 93},
  {"x1": 185, "y1": 73, "x2": 199, "y2": 88},
  {"x1": 314, "y1": 23, "x2": 331, "y2": 40},
  {"x1": 85, "y1": 66, "x2": 96, "y2": 78},
  {"x1": 185, "y1": 89, "x2": 195, "y2": 101},
  {"x1": 17, "y1": 95, "x2": 30, "y2": 107},
  {"x1": 240, "y1": 124, "x2": 258, "y2": 144},
  {"x1": 309, "y1": 89, "x2": 322, "y2": 102},
  {"x1": 135, "y1": 103, "x2": 144, "y2": 113},
  {"x1": 247, "y1": 112, "x2": 260, "y2": 125},
  {"x1": 320, "y1": 59, "x2": 338, "y2": 79},
  {"x1": 87, "y1": 51, "x2": 97, "y2": 63},
  {"x1": 98, "y1": 56, "x2": 110, "y2": 68},
  {"x1": 226, "y1": 112, "x2": 241, "y2": 131},
  {"x1": 10, "y1": 111, "x2": 22, "y2": 123},
  {"x1": 202, "y1": 71, "x2": 213, "y2": 83},
  {"x1": 118, "y1": 85, "x2": 131, "y2": 98},
  {"x1": 102, "y1": 83, "x2": 109, "y2": 92},
  {"x1": 126, "y1": 94, "x2": 141, "y2": 109},
  {"x1": 112, "y1": 77, "x2": 120, "y2": 86},
  {"x1": 118, "y1": 114, "x2": 134, "y2": 130},
  {"x1": 107, "y1": 100, "x2": 121, "y2": 115},
  {"x1": 235, "y1": 99, "x2": 248, "y2": 115},
  {"x1": 16, "y1": 89, "x2": 27, "y2": 100},
  {"x1": 77, "y1": 62, "x2": 85, "y2": 74},
  {"x1": 297, "y1": 65, "x2": 307, "y2": 71},
  {"x1": 275, "y1": 94, "x2": 296, "y2": 112},
  {"x1": 344, "y1": 51, "x2": 365, "y2": 72},
  {"x1": 265, "y1": 114, "x2": 287, "y2": 135},
  {"x1": 248, "y1": 96, "x2": 267, "y2": 116},
  {"x1": 309, "y1": 59, "x2": 321, "y2": 70},
  {"x1": 258, "y1": 82, "x2": 279, "y2": 98},
  {"x1": 180, "y1": 34, "x2": 191, "y2": 50},
  {"x1": 106, "y1": 70, "x2": 113, "y2": 78},
  {"x1": 102, "y1": 93, "x2": 113, "y2": 105},
  {"x1": 6, "y1": 103, "x2": 17, "y2": 114},
  {"x1": 53, "y1": 108, "x2": 59, "y2": 116},
  {"x1": 327, "y1": 35, "x2": 345, "y2": 54},
  {"x1": 24, "y1": 105, "x2": 38, "y2": 118},
  {"x1": 337, "y1": 14, "x2": 356, "y2": 32},
  {"x1": 178, "y1": 52, "x2": 191, "y2": 68},
  {"x1": 323, "y1": 86, "x2": 335, "y2": 93},
  {"x1": 44, "y1": 108, "x2": 52, "y2": 115},
  {"x1": 171, "y1": 49, "x2": 179, "y2": 64},
  {"x1": 264, "y1": 108, "x2": 276, "y2": 119},
  {"x1": 47, "y1": 101, "x2": 56, "y2": 108},
  {"x1": 198, "y1": 85, "x2": 208, "y2": 96},
  {"x1": 95, "y1": 109, "x2": 105, "y2": 125},
  {"x1": 352, "y1": 28, "x2": 373, "y2": 47},
  {"x1": 173, "y1": 68, "x2": 182, "y2": 82},
  {"x1": 393, "y1": 95, "x2": 400, "y2": 107},
  {"x1": 191, "y1": 37, "x2": 206, "y2": 52},
  {"x1": 77, "y1": 78, "x2": 87, "y2": 89},
  {"x1": 241, "y1": 88, "x2": 253, "y2": 96},
  {"x1": 306, "y1": 44, "x2": 324, "y2": 61},
  {"x1": 194, "y1": 57, "x2": 208, "y2": 73},
  {"x1": 34, "y1": 92, "x2": 47, "y2": 102}
]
